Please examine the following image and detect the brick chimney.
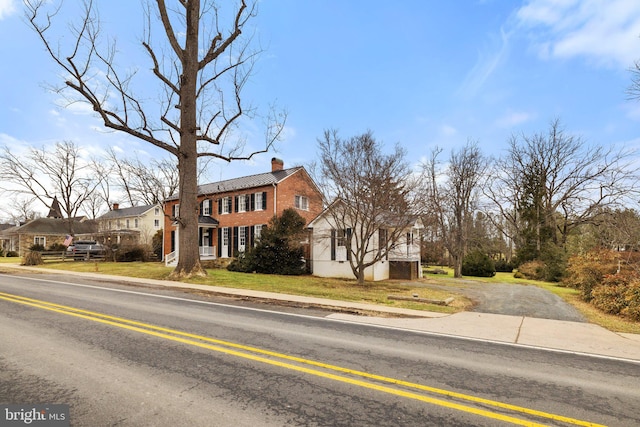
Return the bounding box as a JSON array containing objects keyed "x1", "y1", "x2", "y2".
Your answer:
[
  {"x1": 271, "y1": 157, "x2": 284, "y2": 172},
  {"x1": 113, "y1": 203, "x2": 119, "y2": 210}
]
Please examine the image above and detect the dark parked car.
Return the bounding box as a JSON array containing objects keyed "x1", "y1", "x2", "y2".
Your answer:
[{"x1": 67, "y1": 240, "x2": 106, "y2": 260}]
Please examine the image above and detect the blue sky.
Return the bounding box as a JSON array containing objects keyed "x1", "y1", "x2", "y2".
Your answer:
[{"x1": 2, "y1": 0, "x2": 640, "y2": 213}]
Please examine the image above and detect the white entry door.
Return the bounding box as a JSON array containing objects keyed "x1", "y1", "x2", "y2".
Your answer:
[{"x1": 221, "y1": 227, "x2": 230, "y2": 258}]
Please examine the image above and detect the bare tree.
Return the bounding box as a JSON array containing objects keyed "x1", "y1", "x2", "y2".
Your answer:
[
  {"x1": 25, "y1": 0, "x2": 286, "y2": 278},
  {"x1": 105, "y1": 148, "x2": 179, "y2": 207},
  {"x1": 422, "y1": 141, "x2": 488, "y2": 278},
  {"x1": 591, "y1": 208, "x2": 640, "y2": 251},
  {"x1": 89, "y1": 158, "x2": 114, "y2": 215},
  {"x1": 628, "y1": 58, "x2": 640, "y2": 100},
  {"x1": 315, "y1": 130, "x2": 422, "y2": 285},
  {"x1": 1, "y1": 197, "x2": 42, "y2": 224},
  {"x1": 81, "y1": 191, "x2": 107, "y2": 220},
  {"x1": 0, "y1": 140, "x2": 102, "y2": 234},
  {"x1": 486, "y1": 119, "x2": 638, "y2": 263}
]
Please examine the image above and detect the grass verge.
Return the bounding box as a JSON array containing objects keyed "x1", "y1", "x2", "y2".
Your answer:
[
  {"x1": 4, "y1": 257, "x2": 638, "y2": 332},
  {"x1": 1, "y1": 259, "x2": 469, "y2": 314}
]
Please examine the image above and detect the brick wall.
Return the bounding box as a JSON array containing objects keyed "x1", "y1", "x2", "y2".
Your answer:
[
  {"x1": 274, "y1": 170, "x2": 323, "y2": 224},
  {"x1": 163, "y1": 168, "x2": 323, "y2": 258}
]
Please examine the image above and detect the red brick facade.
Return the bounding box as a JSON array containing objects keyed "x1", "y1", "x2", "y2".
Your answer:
[{"x1": 163, "y1": 160, "x2": 323, "y2": 259}]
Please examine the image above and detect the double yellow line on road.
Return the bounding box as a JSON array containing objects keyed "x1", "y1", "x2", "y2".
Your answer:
[{"x1": 0, "y1": 291, "x2": 605, "y2": 427}]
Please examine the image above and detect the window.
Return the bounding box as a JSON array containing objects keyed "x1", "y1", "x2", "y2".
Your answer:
[
  {"x1": 34, "y1": 236, "x2": 46, "y2": 247},
  {"x1": 155, "y1": 207, "x2": 160, "y2": 216},
  {"x1": 154, "y1": 219, "x2": 160, "y2": 228},
  {"x1": 331, "y1": 228, "x2": 351, "y2": 261},
  {"x1": 295, "y1": 195, "x2": 309, "y2": 210},
  {"x1": 250, "y1": 191, "x2": 268, "y2": 211},
  {"x1": 237, "y1": 195, "x2": 247, "y2": 213},
  {"x1": 336, "y1": 228, "x2": 346, "y2": 247},
  {"x1": 222, "y1": 227, "x2": 229, "y2": 246},
  {"x1": 126, "y1": 219, "x2": 130, "y2": 228},
  {"x1": 202, "y1": 199, "x2": 212, "y2": 216},
  {"x1": 134, "y1": 218, "x2": 139, "y2": 228},
  {"x1": 219, "y1": 197, "x2": 231, "y2": 214},
  {"x1": 173, "y1": 204, "x2": 180, "y2": 218},
  {"x1": 406, "y1": 232, "x2": 414, "y2": 257}
]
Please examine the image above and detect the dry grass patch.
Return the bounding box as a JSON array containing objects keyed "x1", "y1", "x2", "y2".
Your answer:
[{"x1": 11, "y1": 261, "x2": 467, "y2": 314}]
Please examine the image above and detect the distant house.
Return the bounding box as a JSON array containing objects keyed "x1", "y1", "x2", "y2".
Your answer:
[
  {"x1": 0, "y1": 217, "x2": 98, "y2": 256},
  {"x1": 308, "y1": 200, "x2": 423, "y2": 281},
  {"x1": 0, "y1": 223, "x2": 19, "y2": 254},
  {"x1": 0, "y1": 197, "x2": 100, "y2": 256},
  {"x1": 163, "y1": 158, "x2": 323, "y2": 266},
  {"x1": 97, "y1": 203, "x2": 163, "y2": 248}
]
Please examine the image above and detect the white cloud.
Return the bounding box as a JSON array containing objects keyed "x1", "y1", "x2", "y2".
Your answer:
[
  {"x1": 278, "y1": 125, "x2": 297, "y2": 143},
  {"x1": 62, "y1": 101, "x2": 95, "y2": 115},
  {"x1": 439, "y1": 124, "x2": 458, "y2": 137},
  {"x1": 495, "y1": 110, "x2": 534, "y2": 128},
  {"x1": 0, "y1": 132, "x2": 23, "y2": 147},
  {"x1": 457, "y1": 27, "x2": 511, "y2": 97},
  {"x1": 515, "y1": 0, "x2": 640, "y2": 67},
  {"x1": 0, "y1": 0, "x2": 17, "y2": 20}
]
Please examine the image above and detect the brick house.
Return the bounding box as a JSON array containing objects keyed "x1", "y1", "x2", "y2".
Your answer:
[{"x1": 163, "y1": 158, "x2": 323, "y2": 266}]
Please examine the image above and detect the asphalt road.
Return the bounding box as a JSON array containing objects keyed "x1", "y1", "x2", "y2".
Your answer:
[{"x1": 1, "y1": 272, "x2": 638, "y2": 426}]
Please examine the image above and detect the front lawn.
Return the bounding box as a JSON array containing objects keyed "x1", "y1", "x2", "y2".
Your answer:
[{"x1": 2, "y1": 259, "x2": 469, "y2": 314}]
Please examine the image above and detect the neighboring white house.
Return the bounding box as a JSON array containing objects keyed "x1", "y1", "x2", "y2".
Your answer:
[
  {"x1": 308, "y1": 202, "x2": 423, "y2": 281},
  {"x1": 97, "y1": 203, "x2": 164, "y2": 247}
]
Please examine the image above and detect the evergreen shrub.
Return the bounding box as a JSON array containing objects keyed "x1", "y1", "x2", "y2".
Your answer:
[{"x1": 461, "y1": 250, "x2": 496, "y2": 277}]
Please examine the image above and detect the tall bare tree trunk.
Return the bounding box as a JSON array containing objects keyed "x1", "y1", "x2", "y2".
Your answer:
[{"x1": 171, "y1": 1, "x2": 205, "y2": 278}]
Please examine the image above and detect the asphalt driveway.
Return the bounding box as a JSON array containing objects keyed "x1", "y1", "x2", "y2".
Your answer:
[{"x1": 419, "y1": 279, "x2": 586, "y2": 322}]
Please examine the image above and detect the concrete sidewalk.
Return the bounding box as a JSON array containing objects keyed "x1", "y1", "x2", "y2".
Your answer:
[{"x1": 4, "y1": 264, "x2": 640, "y2": 363}]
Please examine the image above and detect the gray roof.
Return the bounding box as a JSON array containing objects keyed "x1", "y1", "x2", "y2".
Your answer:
[
  {"x1": 198, "y1": 216, "x2": 219, "y2": 226},
  {"x1": 0, "y1": 223, "x2": 15, "y2": 232},
  {"x1": 166, "y1": 167, "x2": 304, "y2": 201},
  {"x1": 0, "y1": 224, "x2": 20, "y2": 237},
  {"x1": 99, "y1": 204, "x2": 157, "y2": 220},
  {"x1": 4, "y1": 217, "x2": 98, "y2": 235}
]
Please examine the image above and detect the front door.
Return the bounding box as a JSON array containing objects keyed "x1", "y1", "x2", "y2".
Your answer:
[{"x1": 220, "y1": 227, "x2": 229, "y2": 258}]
